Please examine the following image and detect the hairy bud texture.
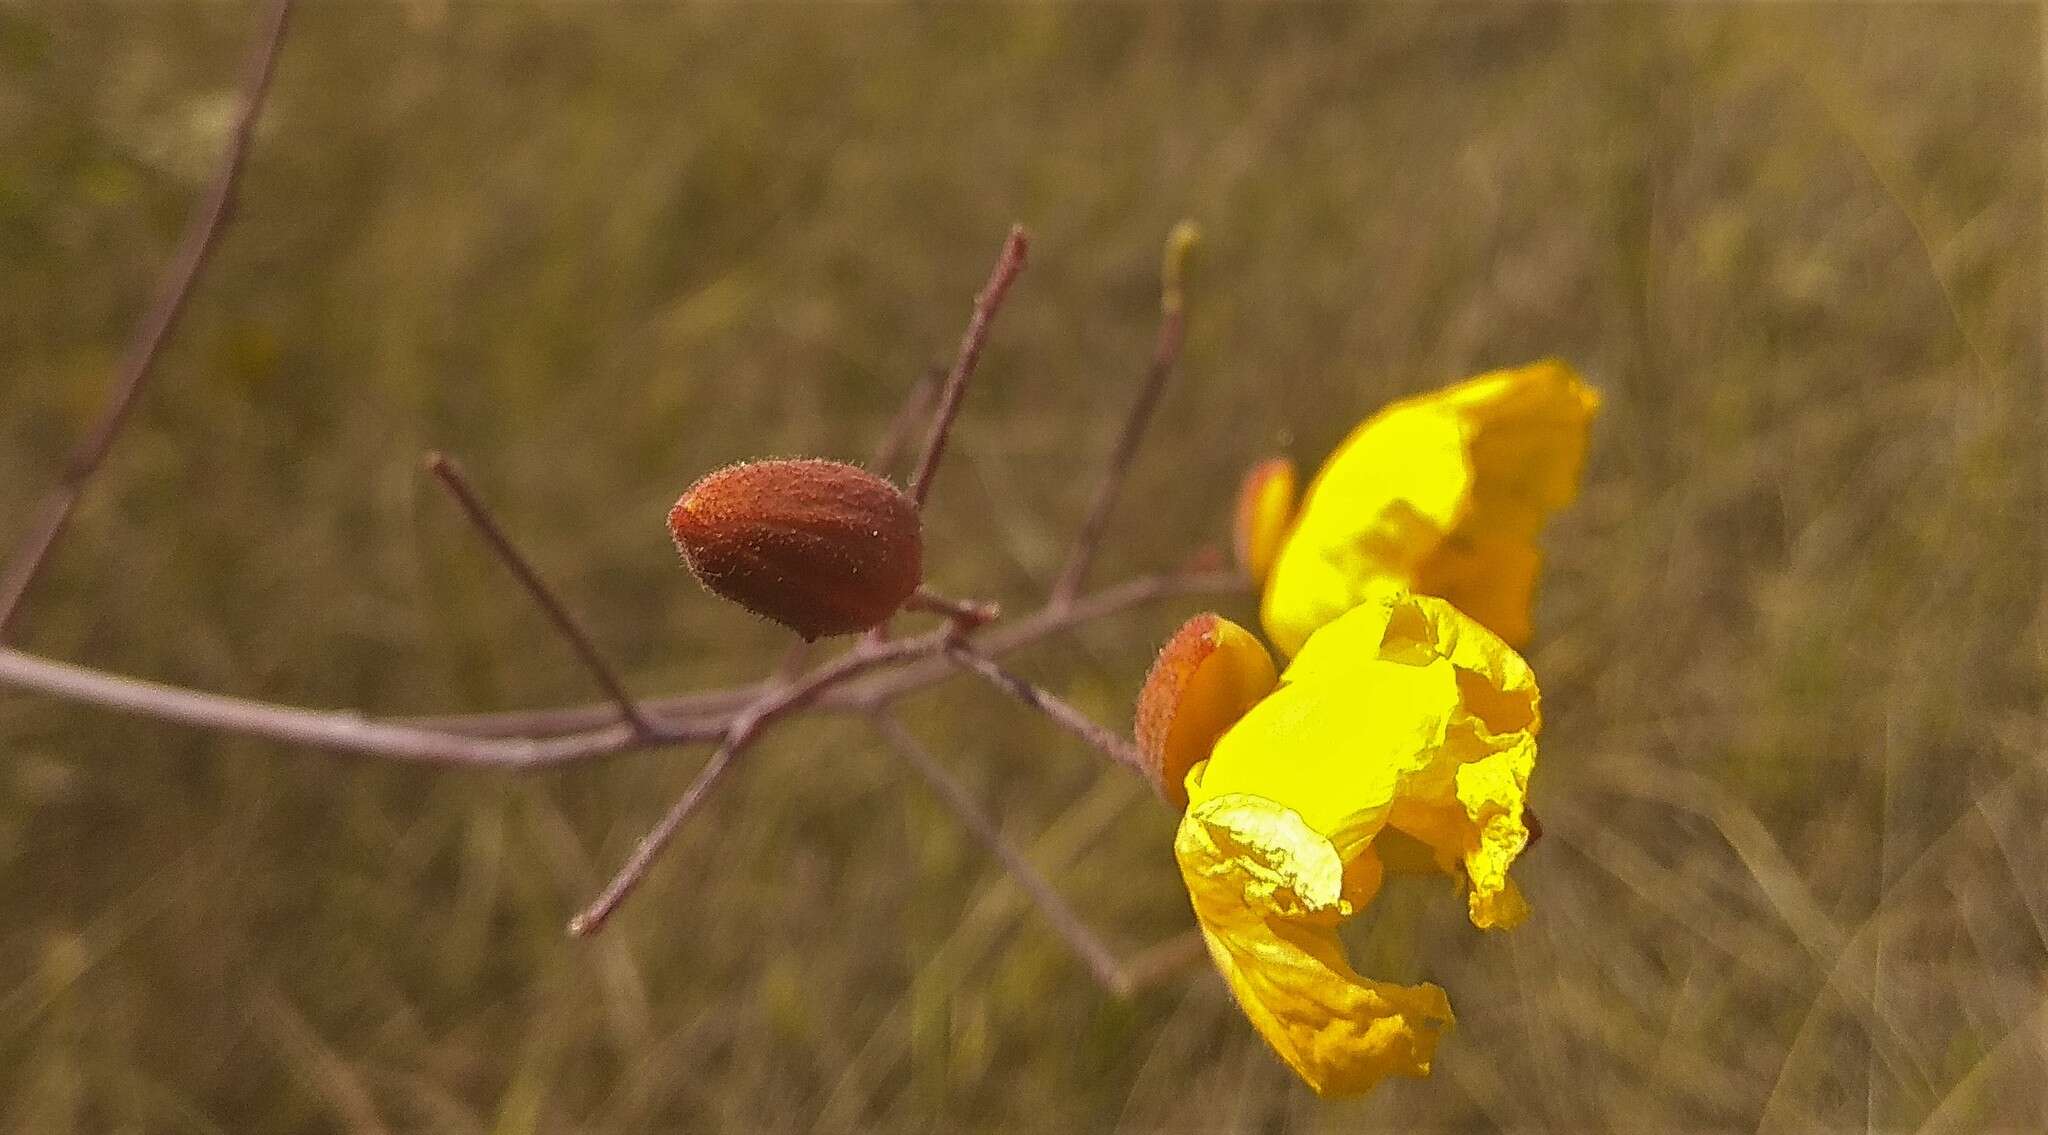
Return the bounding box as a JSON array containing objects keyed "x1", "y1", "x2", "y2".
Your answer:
[
  {"x1": 1134, "y1": 612, "x2": 1278, "y2": 808},
  {"x1": 669, "y1": 459, "x2": 924, "y2": 640}
]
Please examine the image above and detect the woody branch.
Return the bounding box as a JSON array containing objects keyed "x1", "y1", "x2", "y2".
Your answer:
[
  {"x1": 0, "y1": 0, "x2": 295, "y2": 640},
  {"x1": 565, "y1": 223, "x2": 1218, "y2": 939},
  {"x1": 0, "y1": 0, "x2": 1235, "y2": 989}
]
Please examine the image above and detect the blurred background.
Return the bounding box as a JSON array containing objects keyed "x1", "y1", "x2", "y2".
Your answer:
[{"x1": 2, "y1": 3, "x2": 2041, "y2": 1131}]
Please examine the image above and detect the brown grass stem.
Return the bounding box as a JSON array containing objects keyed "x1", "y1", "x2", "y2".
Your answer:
[{"x1": 870, "y1": 712, "x2": 1133, "y2": 997}]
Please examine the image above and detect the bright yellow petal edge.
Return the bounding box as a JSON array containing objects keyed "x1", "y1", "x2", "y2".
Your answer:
[
  {"x1": 1261, "y1": 359, "x2": 1600, "y2": 657},
  {"x1": 1176, "y1": 796, "x2": 1453, "y2": 1096},
  {"x1": 1173, "y1": 591, "x2": 1541, "y2": 1096}
]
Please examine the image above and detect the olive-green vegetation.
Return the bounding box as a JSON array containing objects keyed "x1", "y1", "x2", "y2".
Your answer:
[{"x1": 3, "y1": 4, "x2": 2040, "y2": 1131}]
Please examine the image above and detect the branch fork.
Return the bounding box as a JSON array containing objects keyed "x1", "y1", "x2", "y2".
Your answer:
[{"x1": 0, "y1": 45, "x2": 1219, "y2": 998}]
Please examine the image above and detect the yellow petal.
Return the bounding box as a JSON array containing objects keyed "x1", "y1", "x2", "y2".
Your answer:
[
  {"x1": 1175, "y1": 793, "x2": 1453, "y2": 1097},
  {"x1": 1135, "y1": 614, "x2": 1279, "y2": 809},
  {"x1": 1262, "y1": 359, "x2": 1598, "y2": 655},
  {"x1": 1231, "y1": 457, "x2": 1298, "y2": 586},
  {"x1": 1455, "y1": 736, "x2": 1536, "y2": 929},
  {"x1": 1408, "y1": 530, "x2": 1540, "y2": 656},
  {"x1": 1196, "y1": 590, "x2": 1541, "y2": 928}
]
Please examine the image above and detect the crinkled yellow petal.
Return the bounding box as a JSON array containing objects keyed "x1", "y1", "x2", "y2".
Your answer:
[
  {"x1": 1262, "y1": 359, "x2": 1599, "y2": 655},
  {"x1": 1232, "y1": 457, "x2": 1299, "y2": 586},
  {"x1": 1408, "y1": 530, "x2": 1539, "y2": 656},
  {"x1": 1175, "y1": 793, "x2": 1453, "y2": 1097},
  {"x1": 1194, "y1": 590, "x2": 1540, "y2": 931},
  {"x1": 1260, "y1": 407, "x2": 1465, "y2": 659},
  {"x1": 1135, "y1": 614, "x2": 1279, "y2": 809},
  {"x1": 1454, "y1": 736, "x2": 1535, "y2": 929}
]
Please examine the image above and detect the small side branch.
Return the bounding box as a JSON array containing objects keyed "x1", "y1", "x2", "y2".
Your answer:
[
  {"x1": 941, "y1": 641, "x2": 1145, "y2": 778},
  {"x1": 401, "y1": 567, "x2": 1246, "y2": 740},
  {"x1": 871, "y1": 712, "x2": 1133, "y2": 997},
  {"x1": 0, "y1": 0, "x2": 296, "y2": 640},
  {"x1": 902, "y1": 586, "x2": 1000, "y2": 631},
  {"x1": 905, "y1": 225, "x2": 1030, "y2": 511},
  {"x1": 565, "y1": 625, "x2": 970, "y2": 935},
  {"x1": 567, "y1": 720, "x2": 759, "y2": 938},
  {"x1": 1050, "y1": 222, "x2": 1198, "y2": 605},
  {"x1": 426, "y1": 453, "x2": 656, "y2": 739},
  {"x1": 868, "y1": 364, "x2": 943, "y2": 479}
]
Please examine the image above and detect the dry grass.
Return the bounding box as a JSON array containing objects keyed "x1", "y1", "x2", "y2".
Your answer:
[{"x1": 2, "y1": 3, "x2": 2041, "y2": 1131}]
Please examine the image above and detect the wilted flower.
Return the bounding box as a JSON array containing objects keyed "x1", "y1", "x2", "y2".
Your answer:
[
  {"x1": 1250, "y1": 359, "x2": 1599, "y2": 656},
  {"x1": 1139, "y1": 590, "x2": 1541, "y2": 1096}
]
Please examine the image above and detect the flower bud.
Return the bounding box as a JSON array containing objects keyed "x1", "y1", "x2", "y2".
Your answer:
[
  {"x1": 1135, "y1": 612, "x2": 1278, "y2": 808},
  {"x1": 669, "y1": 458, "x2": 923, "y2": 640},
  {"x1": 1232, "y1": 456, "x2": 1297, "y2": 586}
]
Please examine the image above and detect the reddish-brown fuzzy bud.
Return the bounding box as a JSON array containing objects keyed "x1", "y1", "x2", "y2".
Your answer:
[
  {"x1": 669, "y1": 459, "x2": 923, "y2": 640},
  {"x1": 1135, "y1": 612, "x2": 1277, "y2": 808}
]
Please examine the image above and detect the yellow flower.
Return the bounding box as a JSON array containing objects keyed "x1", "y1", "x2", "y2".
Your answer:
[
  {"x1": 1254, "y1": 359, "x2": 1599, "y2": 657},
  {"x1": 1146, "y1": 590, "x2": 1540, "y2": 1096}
]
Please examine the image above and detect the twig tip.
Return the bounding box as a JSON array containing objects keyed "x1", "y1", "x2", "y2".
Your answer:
[{"x1": 1163, "y1": 221, "x2": 1201, "y2": 315}]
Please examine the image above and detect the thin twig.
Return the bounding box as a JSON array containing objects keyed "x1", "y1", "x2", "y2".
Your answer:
[
  {"x1": 567, "y1": 721, "x2": 759, "y2": 938},
  {"x1": 868, "y1": 364, "x2": 943, "y2": 480},
  {"x1": 941, "y1": 641, "x2": 1145, "y2": 778},
  {"x1": 401, "y1": 567, "x2": 1245, "y2": 738},
  {"x1": 425, "y1": 453, "x2": 656, "y2": 739},
  {"x1": 857, "y1": 364, "x2": 948, "y2": 651},
  {"x1": 768, "y1": 639, "x2": 814, "y2": 687},
  {"x1": 0, "y1": 624, "x2": 954, "y2": 775},
  {"x1": 496, "y1": 226, "x2": 1045, "y2": 932},
  {"x1": 0, "y1": 645, "x2": 669, "y2": 768},
  {"x1": 1, "y1": 206, "x2": 1233, "y2": 984},
  {"x1": 846, "y1": 568, "x2": 1240, "y2": 712},
  {"x1": 565, "y1": 621, "x2": 1012, "y2": 935},
  {"x1": 871, "y1": 712, "x2": 1133, "y2": 997},
  {"x1": 902, "y1": 586, "x2": 1000, "y2": 631},
  {"x1": 780, "y1": 364, "x2": 945, "y2": 674},
  {"x1": 567, "y1": 565, "x2": 1219, "y2": 936},
  {"x1": 0, "y1": 568, "x2": 1244, "y2": 765},
  {"x1": 0, "y1": 0, "x2": 295, "y2": 641},
  {"x1": 905, "y1": 225, "x2": 1030, "y2": 511},
  {"x1": 1050, "y1": 222, "x2": 1198, "y2": 605}
]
